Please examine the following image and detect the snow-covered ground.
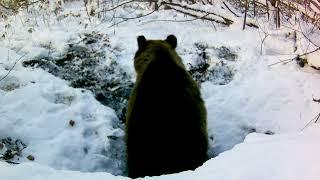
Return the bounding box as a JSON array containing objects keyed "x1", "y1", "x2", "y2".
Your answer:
[
  {"x1": 0, "y1": 47, "x2": 126, "y2": 175},
  {"x1": 1, "y1": 0, "x2": 320, "y2": 179},
  {"x1": 1, "y1": 127, "x2": 320, "y2": 180}
]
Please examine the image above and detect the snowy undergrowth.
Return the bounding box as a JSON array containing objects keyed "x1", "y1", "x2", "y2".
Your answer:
[
  {"x1": 21, "y1": 31, "x2": 134, "y2": 122},
  {"x1": 1, "y1": 0, "x2": 320, "y2": 179}
]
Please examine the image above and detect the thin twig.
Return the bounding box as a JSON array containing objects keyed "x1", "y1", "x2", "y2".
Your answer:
[
  {"x1": 260, "y1": 34, "x2": 269, "y2": 54},
  {"x1": 98, "y1": 0, "x2": 135, "y2": 13},
  {"x1": 300, "y1": 47, "x2": 320, "y2": 56},
  {"x1": 315, "y1": 114, "x2": 320, "y2": 123},
  {"x1": 223, "y1": 1, "x2": 240, "y2": 17},
  {"x1": 301, "y1": 112, "x2": 320, "y2": 131},
  {"x1": 254, "y1": 17, "x2": 270, "y2": 55},
  {"x1": 268, "y1": 58, "x2": 294, "y2": 67},
  {"x1": 109, "y1": 4, "x2": 163, "y2": 28},
  {"x1": 298, "y1": 20, "x2": 320, "y2": 48},
  {"x1": 0, "y1": 54, "x2": 26, "y2": 82}
]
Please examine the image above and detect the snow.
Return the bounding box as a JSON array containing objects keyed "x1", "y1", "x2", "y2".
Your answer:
[
  {"x1": 1, "y1": 0, "x2": 320, "y2": 179},
  {"x1": 0, "y1": 48, "x2": 125, "y2": 175},
  {"x1": 1, "y1": 126, "x2": 320, "y2": 180}
]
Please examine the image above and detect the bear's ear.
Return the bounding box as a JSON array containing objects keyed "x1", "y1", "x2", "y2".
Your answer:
[
  {"x1": 137, "y1": 35, "x2": 147, "y2": 49},
  {"x1": 165, "y1": 35, "x2": 177, "y2": 49}
]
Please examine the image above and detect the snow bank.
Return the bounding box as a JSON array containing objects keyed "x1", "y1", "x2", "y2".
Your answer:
[{"x1": 1, "y1": 126, "x2": 320, "y2": 180}]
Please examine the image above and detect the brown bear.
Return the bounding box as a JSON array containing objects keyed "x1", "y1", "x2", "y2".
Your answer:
[{"x1": 125, "y1": 35, "x2": 208, "y2": 179}]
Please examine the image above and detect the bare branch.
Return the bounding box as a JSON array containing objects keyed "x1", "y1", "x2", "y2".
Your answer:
[
  {"x1": 109, "y1": 3, "x2": 163, "y2": 28},
  {"x1": 298, "y1": 20, "x2": 320, "y2": 48},
  {"x1": 0, "y1": 2, "x2": 10, "y2": 9},
  {"x1": 223, "y1": 1, "x2": 240, "y2": 17},
  {"x1": 268, "y1": 58, "x2": 294, "y2": 67},
  {"x1": 0, "y1": 54, "x2": 26, "y2": 82},
  {"x1": 99, "y1": 0, "x2": 135, "y2": 13},
  {"x1": 301, "y1": 112, "x2": 320, "y2": 131},
  {"x1": 268, "y1": 46, "x2": 320, "y2": 67}
]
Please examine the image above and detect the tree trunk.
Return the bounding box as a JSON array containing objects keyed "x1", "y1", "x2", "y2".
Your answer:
[
  {"x1": 243, "y1": 0, "x2": 248, "y2": 30},
  {"x1": 253, "y1": 0, "x2": 256, "y2": 17}
]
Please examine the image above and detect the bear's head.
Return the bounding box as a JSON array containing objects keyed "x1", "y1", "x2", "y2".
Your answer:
[
  {"x1": 133, "y1": 35, "x2": 181, "y2": 75},
  {"x1": 137, "y1": 35, "x2": 177, "y2": 50}
]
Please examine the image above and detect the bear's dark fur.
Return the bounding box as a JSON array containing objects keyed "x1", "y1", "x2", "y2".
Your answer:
[{"x1": 126, "y1": 35, "x2": 208, "y2": 178}]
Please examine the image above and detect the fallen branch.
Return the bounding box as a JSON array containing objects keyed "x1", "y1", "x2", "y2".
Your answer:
[
  {"x1": 4, "y1": 161, "x2": 20, "y2": 164},
  {"x1": 311, "y1": 65, "x2": 320, "y2": 70},
  {"x1": 140, "y1": 13, "x2": 210, "y2": 25},
  {"x1": 170, "y1": 6, "x2": 231, "y2": 25},
  {"x1": 161, "y1": 1, "x2": 233, "y2": 26},
  {"x1": 268, "y1": 47, "x2": 320, "y2": 67}
]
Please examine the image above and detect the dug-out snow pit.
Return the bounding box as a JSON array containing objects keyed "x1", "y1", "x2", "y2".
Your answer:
[{"x1": 19, "y1": 33, "x2": 274, "y2": 177}]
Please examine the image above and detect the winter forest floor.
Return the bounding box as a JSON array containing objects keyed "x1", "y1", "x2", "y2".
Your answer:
[{"x1": 1, "y1": 0, "x2": 320, "y2": 179}]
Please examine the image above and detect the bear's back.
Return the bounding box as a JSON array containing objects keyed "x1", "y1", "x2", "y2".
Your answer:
[{"x1": 126, "y1": 36, "x2": 208, "y2": 178}]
